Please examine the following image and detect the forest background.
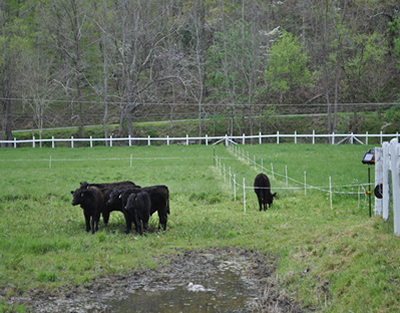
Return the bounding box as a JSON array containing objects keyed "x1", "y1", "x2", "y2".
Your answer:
[{"x1": 1, "y1": 0, "x2": 400, "y2": 147}]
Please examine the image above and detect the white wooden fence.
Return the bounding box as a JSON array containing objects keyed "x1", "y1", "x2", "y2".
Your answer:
[
  {"x1": 375, "y1": 138, "x2": 400, "y2": 236},
  {"x1": 1, "y1": 131, "x2": 399, "y2": 148}
]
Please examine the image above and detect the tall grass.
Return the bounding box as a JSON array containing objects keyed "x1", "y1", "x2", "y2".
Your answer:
[{"x1": 0, "y1": 143, "x2": 398, "y2": 313}]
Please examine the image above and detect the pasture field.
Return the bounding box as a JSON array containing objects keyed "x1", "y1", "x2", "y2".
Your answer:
[{"x1": 0, "y1": 143, "x2": 399, "y2": 312}]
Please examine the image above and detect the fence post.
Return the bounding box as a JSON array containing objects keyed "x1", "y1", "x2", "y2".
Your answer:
[
  {"x1": 380, "y1": 131, "x2": 383, "y2": 145},
  {"x1": 382, "y1": 141, "x2": 390, "y2": 221},
  {"x1": 271, "y1": 163, "x2": 274, "y2": 180},
  {"x1": 234, "y1": 174, "x2": 237, "y2": 201},
  {"x1": 14, "y1": 138, "x2": 17, "y2": 148},
  {"x1": 285, "y1": 165, "x2": 288, "y2": 186},
  {"x1": 243, "y1": 177, "x2": 246, "y2": 213},
  {"x1": 390, "y1": 139, "x2": 400, "y2": 236},
  {"x1": 312, "y1": 130, "x2": 315, "y2": 144},
  {"x1": 329, "y1": 177, "x2": 332, "y2": 210},
  {"x1": 52, "y1": 136, "x2": 54, "y2": 148},
  {"x1": 277, "y1": 131, "x2": 279, "y2": 144},
  {"x1": 366, "y1": 131, "x2": 368, "y2": 145},
  {"x1": 33, "y1": 136, "x2": 35, "y2": 148},
  {"x1": 294, "y1": 131, "x2": 297, "y2": 144},
  {"x1": 129, "y1": 135, "x2": 132, "y2": 147},
  {"x1": 206, "y1": 134, "x2": 208, "y2": 146},
  {"x1": 351, "y1": 132, "x2": 354, "y2": 144},
  {"x1": 242, "y1": 133, "x2": 245, "y2": 145},
  {"x1": 90, "y1": 136, "x2": 93, "y2": 148},
  {"x1": 186, "y1": 134, "x2": 189, "y2": 145},
  {"x1": 167, "y1": 135, "x2": 169, "y2": 146},
  {"x1": 71, "y1": 136, "x2": 74, "y2": 148},
  {"x1": 110, "y1": 135, "x2": 113, "y2": 147},
  {"x1": 148, "y1": 135, "x2": 151, "y2": 146},
  {"x1": 332, "y1": 132, "x2": 335, "y2": 145},
  {"x1": 259, "y1": 132, "x2": 262, "y2": 144},
  {"x1": 375, "y1": 147, "x2": 383, "y2": 215},
  {"x1": 229, "y1": 166, "x2": 232, "y2": 189}
]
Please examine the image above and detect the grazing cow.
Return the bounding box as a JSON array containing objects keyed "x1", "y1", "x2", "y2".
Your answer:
[
  {"x1": 254, "y1": 173, "x2": 276, "y2": 211},
  {"x1": 142, "y1": 185, "x2": 170, "y2": 231},
  {"x1": 80, "y1": 181, "x2": 138, "y2": 225},
  {"x1": 71, "y1": 186, "x2": 104, "y2": 234},
  {"x1": 107, "y1": 185, "x2": 170, "y2": 232},
  {"x1": 124, "y1": 190, "x2": 151, "y2": 235}
]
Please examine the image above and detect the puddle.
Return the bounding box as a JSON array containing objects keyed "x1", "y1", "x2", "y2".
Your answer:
[{"x1": 103, "y1": 258, "x2": 259, "y2": 313}]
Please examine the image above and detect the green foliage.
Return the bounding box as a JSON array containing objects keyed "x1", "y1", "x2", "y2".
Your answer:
[
  {"x1": 264, "y1": 31, "x2": 314, "y2": 96},
  {"x1": 388, "y1": 16, "x2": 400, "y2": 64}
]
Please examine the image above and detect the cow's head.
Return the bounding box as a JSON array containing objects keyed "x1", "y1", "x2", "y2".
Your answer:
[
  {"x1": 71, "y1": 188, "x2": 87, "y2": 206},
  {"x1": 107, "y1": 189, "x2": 122, "y2": 206},
  {"x1": 125, "y1": 193, "x2": 138, "y2": 211},
  {"x1": 268, "y1": 192, "x2": 277, "y2": 207}
]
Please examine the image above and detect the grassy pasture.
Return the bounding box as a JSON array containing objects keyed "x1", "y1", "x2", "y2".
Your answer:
[{"x1": 0, "y1": 143, "x2": 399, "y2": 312}]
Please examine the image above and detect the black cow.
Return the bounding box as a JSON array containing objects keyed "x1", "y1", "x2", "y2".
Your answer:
[
  {"x1": 142, "y1": 185, "x2": 170, "y2": 231},
  {"x1": 71, "y1": 186, "x2": 104, "y2": 234},
  {"x1": 124, "y1": 190, "x2": 151, "y2": 235},
  {"x1": 254, "y1": 173, "x2": 276, "y2": 211},
  {"x1": 107, "y1": 185, "x2": 170, "y2": 232},
  {"x1": 80, "y1": 181, "x2": 138, "y2": 225}
]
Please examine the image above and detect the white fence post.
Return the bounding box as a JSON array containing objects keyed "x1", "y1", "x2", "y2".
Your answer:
[
  {"x1": 351, "y1": 132, "x2": 354, "y2": 144},
  {"x1": 242, "y1": 133, "x2": 245, "y2": 145},
  {"x1": 110, "y1": 135, "x2": 113, "y2": 147},
  {"x1": 390, "y1": 139, "x2": 400, "y2": 236},
  {"x1": 366, "y1": 131, "x2": 369, "y2": 145},
  {"x1": 186, "y1": 134, "x2": 189, "y2": 145},
  {"x1": 277, "y1": 131, "x2": 279, "y2": 144},
  {"x1": 312, "y1": 130, "x2": 315, "y2": 144},
  {"x1": 294, "y1": 131, "x2": 297, "y2": 144},
  {"x1": 259, "y1": 132, "x2": 262, "y2": 144},
  {"x1": 71, "y1": 136, "x2": 74, "y2": 148},
  {"x1": 234, "y1": 174, "x2": 236, "y2": 201},
  {"x1": 332, "y1": 132, "x2": 335, "y2": 145},
  {"x1": 382, "y1": 142, "x2": 390, "y2": 222},
  {"x1": 129, "y1": 135, "x2": 132, "y2": 147},
  {"x1": 148, "y1": 135, "x2": 151, "y2": 146},
  {"x1": 90, "y1": 136, "x2": 93, "y2": 148},
  {"x1": 33, "y1": 136, "x2": 35, "y2": 148},
  {"x1": 243, "y1": 177, "x2": 246, "y2": 213},
  {"x1": 206, "y1": 134, "x2": 208, "y2": 146},
  {"x1": 14, "y1": 138, "x2": 17, "y2": 148},
  {"x1": 375, "y1": 147, "x2": 383, "y2": 215},
  {"x1": 52, "y1": 136, "x2": 54, "y2": 148},
  {"x1": 167, "y1": 135, "x2": 170, "y2": 146},
  {"x1": 329, "y1": 177, "x2": 332, "y2": 210}
]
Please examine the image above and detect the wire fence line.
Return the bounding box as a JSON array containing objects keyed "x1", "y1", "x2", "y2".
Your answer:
[{"x1": 214, "y1": 145, "x2": 370, "y2": 213}]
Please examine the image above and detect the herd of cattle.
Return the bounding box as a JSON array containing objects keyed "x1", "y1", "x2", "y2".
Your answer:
[
  {"x1": 70, "y1": 173, "x2": 275, "y2": 235},
  {"x1": 71, "y1": 181, "x2": 169, "y2": 235}
]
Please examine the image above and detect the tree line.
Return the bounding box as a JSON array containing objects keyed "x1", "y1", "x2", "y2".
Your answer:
[{"x1": 0, "y1": 0, "x2": 399, "y2": 146}]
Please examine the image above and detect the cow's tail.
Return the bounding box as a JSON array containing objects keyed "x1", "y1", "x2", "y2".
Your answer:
[{"x1": 166, "y1": 191, "x2": 170, "y2": 215}]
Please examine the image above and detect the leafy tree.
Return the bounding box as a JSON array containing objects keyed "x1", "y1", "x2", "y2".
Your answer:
[
  {"x1": 264, "y1": 30, "x2": 313, "y2": 103},
  {"x1": 388, "y1": 15, "x2": 400, "y2": 65}
]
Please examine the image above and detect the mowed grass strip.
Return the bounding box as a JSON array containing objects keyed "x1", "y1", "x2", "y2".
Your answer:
[{"x1": 0, "y1": 144, "x2": 399, "y2": 313}]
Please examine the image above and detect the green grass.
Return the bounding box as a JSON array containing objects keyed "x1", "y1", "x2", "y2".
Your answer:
[{"x1": 0, "y1": 143, "x2": 398, "y2": 312}]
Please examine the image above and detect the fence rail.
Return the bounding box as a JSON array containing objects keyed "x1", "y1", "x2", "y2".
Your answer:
[{"x1": 1, "y1": 131, "x2": 399, "y2": 148}]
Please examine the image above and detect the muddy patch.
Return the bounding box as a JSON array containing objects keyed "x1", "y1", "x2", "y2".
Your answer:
[{"x1": 5, "y1": 247, "x2": 304, "y2": 313}]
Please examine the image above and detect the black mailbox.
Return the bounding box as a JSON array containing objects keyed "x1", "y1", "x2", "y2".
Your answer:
[{"x1": 362, "y1": 149, "x2": 375, "y2": 165}]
